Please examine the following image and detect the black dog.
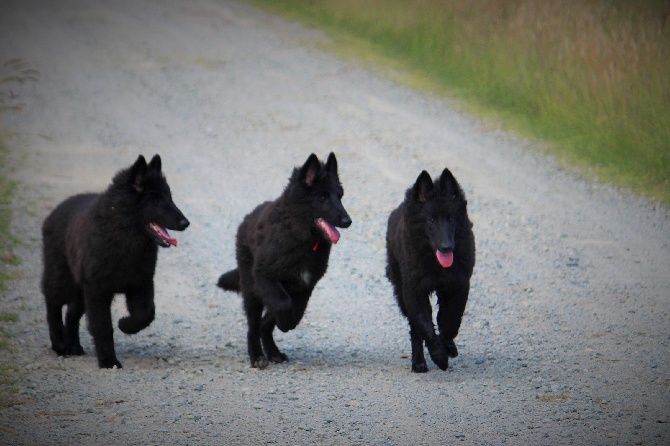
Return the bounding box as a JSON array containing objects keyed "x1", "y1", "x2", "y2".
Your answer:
[
  {"x1": 386, "y1": 168, "x2": 475, "y2": 372},
  {"x1": 217, "y1": 153, "x2": 352, "y2": 369},
  {"x1": 41, "y1": 155, "x2": 189, "y2": 368}
]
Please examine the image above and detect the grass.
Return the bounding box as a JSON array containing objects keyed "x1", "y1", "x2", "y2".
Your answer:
[
  {"x1": 0, "y1": 312, "x2": 19, "y2": 323},
  {"x1": 537, "y1": 392, "x2": 571, "y2": 403},
  {"x1": 1, "y1": 59, "x2": 34, "y2": 290},
  {"x1": 0, "y1": 140, "x2": 17, "y2": 290},
  {"x1": 0, "y1": 59, "x2": 36, "y2": 408},
  {"x1": 248, "y1": 0, "x2": 670, "y2": 204},
  {"x1": 0, "y1": 138, "x2": 20, "y2": 407}
]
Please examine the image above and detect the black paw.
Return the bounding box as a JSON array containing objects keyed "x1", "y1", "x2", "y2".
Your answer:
[
  {"x1": 118, "y1": 315, "x2": 152, "y2": 335},
  {"x1": 65, "y1": 344, "x2": 85, "y2": 356},
  {"x1": 427, "y1": 343, "x2": 450, "y2": 371},
  {"x1": 98, "y1": 357, "x2": 123, "y2": 369},
  {"x1": 274, "y1": 316, "x2": 298, "y2": 333},
  {"x1": 251, "y1": 356, "x2": 269, "y2": 369},
  {"x1": 51, "y1": 343, "x2": 67, "y2": 356},
  {"x1": 118, "y1": 318, "x2": 137, "y2": 334},
  {"x1": 267, "y1": 352, "x2": 289, "y2": 364},
  {"x1": 52, "y1": 342, "x2": 84, "y2": 357},
  {"x1": 444, "y1": 340, "x2": 459, "y2": 358},
  {"x1": 411, "y1": 361, "x2": 429, "y2": 373}
]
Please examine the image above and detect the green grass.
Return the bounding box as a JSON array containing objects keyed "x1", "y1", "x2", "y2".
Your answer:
[
  {"x1": 1, "y1": 59, "x2": 33, "y2": 290},
  {"x1": 249, "y1": 0, "x2": 670, "y2": 204},
  {"x1": 0, "y1": 141, "x2": 18, "y2": 290},
  {"x1": 0, "y1": 324, "x2": 19, "y2": 407},
  {"x1": 0, "y1": 141, "x2": 19, "y2": 406},
  {"x1": 0, "y1": 312, "x2": 18, "y2": 323},
  {"x1": 0, "y1": 60, "x2": 32, "y2": 408}
]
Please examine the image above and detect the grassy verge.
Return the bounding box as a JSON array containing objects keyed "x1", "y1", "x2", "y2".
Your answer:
[
  {"x1": 0, "y1": 140, "x2": 18, "y2": 286},
  {"x1": 0, "y1": 140, "x2": 20, "y2": 408},
  {"x1": 0, "y1": 59, "x2": 35, "y2": 408},
  {"x1": 0, "y1": 59, "x2": 33, "y2": 288},
  {"x1": 249, "y1": 0, "x2": 670, "y2": 204}
]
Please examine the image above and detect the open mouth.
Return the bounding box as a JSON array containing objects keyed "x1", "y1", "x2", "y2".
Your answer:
[
  {"x1": 148, "y1": 222, "x2": 178, "y2": 248},
  {"x1": 315, "y1": 218, "x2": 340, "y2": 244}
]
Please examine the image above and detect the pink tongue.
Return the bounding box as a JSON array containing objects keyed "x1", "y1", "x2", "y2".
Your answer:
[
  {"x1": 316, "y1": 218, "x2": 340, "y2": 244},
  {"x1": 154, "y1": 224, "x2": 178, "y2": 247},
  {"x1": 436, "y1": 250, "x2": 453, "y2": 268}
]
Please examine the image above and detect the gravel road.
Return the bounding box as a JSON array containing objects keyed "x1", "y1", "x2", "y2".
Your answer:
[{"x1": 1, "y1": 0, "x2": 669, "y2": 445}]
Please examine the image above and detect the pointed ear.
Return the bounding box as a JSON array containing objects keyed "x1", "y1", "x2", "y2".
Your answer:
[
  {"x1": 439, "y1": 167, "x2": 461, "y2": 199},
  {"x1": 413, "y1": 170, "x2": 433, "y2": 203},
  {"x1": 148, "y1": 154, "x2": 162, "y2": 172},
  {"x1": 300, "y1": 153, "x2": 321, "y2": 186},
  {"x1": 130, "y1": 155, "x2": 148, "y2": 192},
  {"x1": 325, "y1": 152, "x2": 338, "y2": 174}
]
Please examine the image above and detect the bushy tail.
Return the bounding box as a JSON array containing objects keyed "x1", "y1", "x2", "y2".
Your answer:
[{"x1": 217, "y1": 269, "x2": 240, "y2": 292}]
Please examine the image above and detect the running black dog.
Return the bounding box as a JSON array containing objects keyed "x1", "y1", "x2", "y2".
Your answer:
[
  {"x1": 386, "y1": 168, "x2": 475, "y2": 372},
  {"x1": 41, "y1": 155, "x2": 189, "y2": 368},
  {"x1": 217, "y1": 153, "x2": 352, "y2": 369}
]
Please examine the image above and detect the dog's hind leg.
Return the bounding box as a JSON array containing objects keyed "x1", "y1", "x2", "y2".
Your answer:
[
  {"x1": 43, "y1": 263, "x2": 83, "y2": 356},
  {"x1": 84, "y1": 287, "x2": 122, "y2": 369},
  {"x1": 260, "y1": 314, "x2": 288, "y2": 363},
  {"x1": 119, "y1": 283, "x2": 156, "y2": 335},
  {"x1": 436, "y1": 283, "x2": 470, "y2": 358},
  {"x1": 45, "y1": 299, "x2": 66, "y2": 356},
  {"x1": 244, "y1": 294, "x2": 269, "y2": 369},
  {"x1": 62, "y1": 290, "x2": 85, "y2": 355}
]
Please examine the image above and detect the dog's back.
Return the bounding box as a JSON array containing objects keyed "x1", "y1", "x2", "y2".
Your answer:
[{"x1": 42, "y1": 193, "x2": 96, "y2": 260}]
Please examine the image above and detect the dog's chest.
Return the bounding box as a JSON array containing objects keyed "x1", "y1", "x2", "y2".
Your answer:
[
  {"x1": 281, "y1": 242, "x2": 329, "y2": 290},
  {"x1": 300, "y1": 269, "x2": 312, "y2": 286}
]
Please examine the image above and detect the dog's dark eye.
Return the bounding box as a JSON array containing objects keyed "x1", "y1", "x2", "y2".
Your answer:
[
  {"x1": 427, "y1": 217, "x2": 436, "y2": 224},
  {"x1": 319, "y1": 194, "x2": 329, "y2": 203}
]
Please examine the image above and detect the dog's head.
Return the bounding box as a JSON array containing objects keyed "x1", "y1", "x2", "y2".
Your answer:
[
  {"x1": 410, "y1": 168, "x2": 467, "y2": 268},
  {"x1": 115, "y1": 154, "x2": 190, "y2": 247},
  {"x1": 292, "y1": 152, "x2": 352, "y2": 244}
]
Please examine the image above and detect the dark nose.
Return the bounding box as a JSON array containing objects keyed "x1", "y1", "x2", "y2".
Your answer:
[
  {"x1": 176, "y1": 217, "x2": 190, "y2": 231},
  {"x1": 437, "y1": 243, "x2": 453, "y2": 253},
  {"x1": 339, "y1": 215, "x2": 352, "y2": 228}
]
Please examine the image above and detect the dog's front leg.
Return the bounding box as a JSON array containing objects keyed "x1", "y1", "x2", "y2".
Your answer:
[
  {"x1": 404, "y1": 288, "x2": 449, "y2": 371},
  {"x1": 253, "y1": 275, "x2": 297, "y2": 332},
  {"x1": 436, "y1": 283, "x2": 469, "y2": 358},
  {"x1": 84, "y1": 286, "x2": 122, "y2": 369},
  {"x1": 260, "y1": 314, "x2": 288, "y2": 363},
  {"x1": 119, "y1": 282, "x2": 156, "y2": 335}
]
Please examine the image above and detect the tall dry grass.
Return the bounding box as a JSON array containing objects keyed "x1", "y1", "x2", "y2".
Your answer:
[{"x1": 252, "y1": 0, "x2": 670, "y2": 203}]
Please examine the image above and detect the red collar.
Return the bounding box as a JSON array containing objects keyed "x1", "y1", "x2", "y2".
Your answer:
[{"x1": 312, "y1": 241, "x2": 319, "y2": 252}]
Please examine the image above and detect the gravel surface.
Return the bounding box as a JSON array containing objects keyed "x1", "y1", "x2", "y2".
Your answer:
[{"x1": 1, "y1": 0, "x2": 669, "y2": 445}]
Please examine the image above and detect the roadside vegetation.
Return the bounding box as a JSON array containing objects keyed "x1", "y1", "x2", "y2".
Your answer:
[
  {"x1": 0, "y1": 128, "x2": 21, "y2": 408},
  {"x1": 0, "y1": 59, "x2": 34, "y2": 289},
  {"x1": 1, "y1": 59, "x2": 37, "y2": 408},
  {"x1": 249, "y1": 0, "x2": 670, "y2": 204}
]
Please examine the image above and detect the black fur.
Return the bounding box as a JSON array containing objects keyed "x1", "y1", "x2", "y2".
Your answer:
[
  {"x1": 386, "y1": 168, "x2": 475, "y2": 373},
  {"x1": 217, "y1": 153, "x2": 352, "y2": 369},
  {"x1": 41, "y1": 155, "x2": 189, "y2": 368}
]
